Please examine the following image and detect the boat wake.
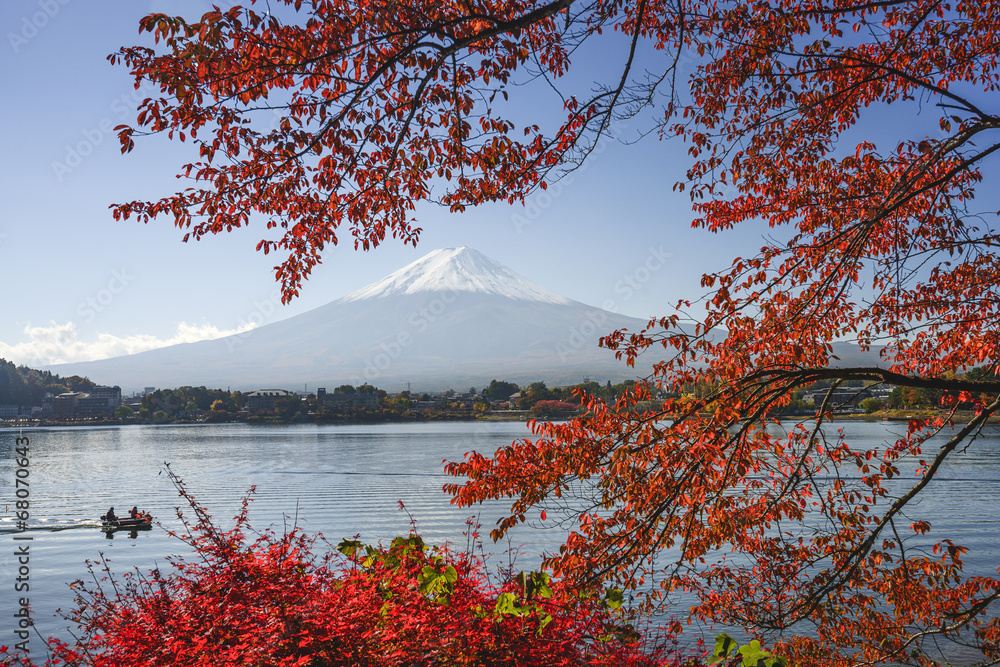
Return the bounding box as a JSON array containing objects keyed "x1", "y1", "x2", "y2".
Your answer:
[{"x1": 0, "y1": 519, "x2": 105, "y2": 534}]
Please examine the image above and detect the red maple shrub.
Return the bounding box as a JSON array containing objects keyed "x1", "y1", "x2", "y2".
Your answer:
[{"x1": 1, "y1": 474, "x2": 703, "y2": 667}]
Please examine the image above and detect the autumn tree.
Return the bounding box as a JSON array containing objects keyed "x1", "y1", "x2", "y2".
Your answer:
[
  {"x1": 63, "y1": 375, "x2": 96, "y2": 393},
  {"x1": 111, "y1": 1, "x2": 1000, "y2": 665},
  {"x1": 112, "y1": 405, "x2": 134, "y2": 420},
  {"x1": 483, "y1": 380, "x2": 520, "y2": 402},
  {"x1": 529, "y1": 399, "x2": 579, "y2": 419}
]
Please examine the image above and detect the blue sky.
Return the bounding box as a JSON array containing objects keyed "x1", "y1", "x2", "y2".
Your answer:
[{"x1": 0, "y1": 1, "x2": 769, "y2": 368}]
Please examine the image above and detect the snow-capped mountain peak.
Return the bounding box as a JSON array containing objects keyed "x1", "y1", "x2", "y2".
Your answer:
[{"x1": 340, "y1": 247, "x2": 572, "y2": 304}]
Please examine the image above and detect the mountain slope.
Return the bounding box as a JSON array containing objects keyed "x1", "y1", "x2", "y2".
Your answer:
[
  {"x1": 46, "y1": 248, "x2": 653, "y2": 391},
  {"x1": 341, "y1": 247, "x2": 572, "y2": 304}
]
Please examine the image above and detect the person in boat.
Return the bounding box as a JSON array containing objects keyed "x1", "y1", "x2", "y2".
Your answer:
[
  {"x1": 129, "y1": 506, "x2": 139, "y2": 520},
  {"x1": 106, "y1": 507, "x2": 117, "y2": 522}
]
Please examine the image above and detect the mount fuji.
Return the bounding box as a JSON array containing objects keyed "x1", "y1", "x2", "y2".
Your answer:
[{"x1": 46, "y1": 247, "x2": 655, "y2": 392}]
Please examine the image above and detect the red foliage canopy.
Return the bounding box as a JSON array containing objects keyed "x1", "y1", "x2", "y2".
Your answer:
[
  {"x1": 1, "y1": 478, "x2": 699, "y2": 667},
  {"x1": 109, "y1": 1, "x2": 1000, "y2": 664}
]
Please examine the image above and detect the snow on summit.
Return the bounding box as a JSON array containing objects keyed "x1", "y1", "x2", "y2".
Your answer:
[{"x1": 341, "y1": 247, "x2": 572, "y2": 304}]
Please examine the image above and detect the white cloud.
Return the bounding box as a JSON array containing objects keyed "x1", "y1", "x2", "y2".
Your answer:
[{"x1": 0, "y1": 321, "x2": 256, "y2": 367}]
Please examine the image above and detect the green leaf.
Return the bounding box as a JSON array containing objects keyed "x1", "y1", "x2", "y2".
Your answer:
[
  {"x1": 536, "y1": 612, "x2": 553, "y2": 635},
  {"x1": 417, "y1": 564, "x2": 459, "y2": 601},
  {"x1": 336, "y1": 538, "x2": 363, "y2": 557},
  {"x1": 709, "y1": 633, "x2": 739, "y2": 665},
  {"x1": 603, "y1": 588, "x2": 624, "y2": 610},
  {"x1": 738, "y1": 639, "x2": 787, "y2": 667},
  {"x1": 418, "y1": 565, "x2": 438, "y2": 586},
  {"x1": 495, "y1": 592, "x2": 518, "y2": 616},
  {"x1": 739, "y1": 640, "x2": 767, "y2": 665},
  {"x1": 530, "y1": 571, "x2": 552, "y2": 599}
]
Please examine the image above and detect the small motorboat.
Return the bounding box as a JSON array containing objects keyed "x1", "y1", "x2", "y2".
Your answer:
[{"x1": 100, "y1": 513, "x2": 153, "y2": 531}]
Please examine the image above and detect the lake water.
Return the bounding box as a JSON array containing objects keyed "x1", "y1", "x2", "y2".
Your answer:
[{"x1": 1, "y1": 420, "x2": 998, "y2": 663}]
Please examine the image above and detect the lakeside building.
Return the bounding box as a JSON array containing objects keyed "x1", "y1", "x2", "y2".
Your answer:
[
  {"x1": 316, "y1": 388, "x2": 378, "y2": 410},
  {"x1": 245, "y1": 389, "x2": 298, "y2": 412},
  {"x1": 90, "y1": 385, "x2": 123, "y2": 409},
  {"x1": 802, "y1": 387, "x2": 875, "y2": 407},
  {"x1": 51, "y1": 389, "x2": 121, "y2": 416},
  {"x1": 52, "y1": 392, "x2": 83, "y2": 415}
]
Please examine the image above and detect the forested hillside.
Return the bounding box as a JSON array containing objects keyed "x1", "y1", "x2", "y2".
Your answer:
[{"x1": 0, "y1": 358, "x2": 94, "y2": 406}]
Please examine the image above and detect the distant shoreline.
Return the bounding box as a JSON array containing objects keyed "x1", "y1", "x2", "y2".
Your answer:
[
  {"x1": 6, "y1": 408, "x2": 994, "y2": 430},
  {"x1": 780, "y1": 409, "x2": 995, "y2": 424},
  {"x1": 0, "y1": 411, "x2": 535, "y2": 429}
]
